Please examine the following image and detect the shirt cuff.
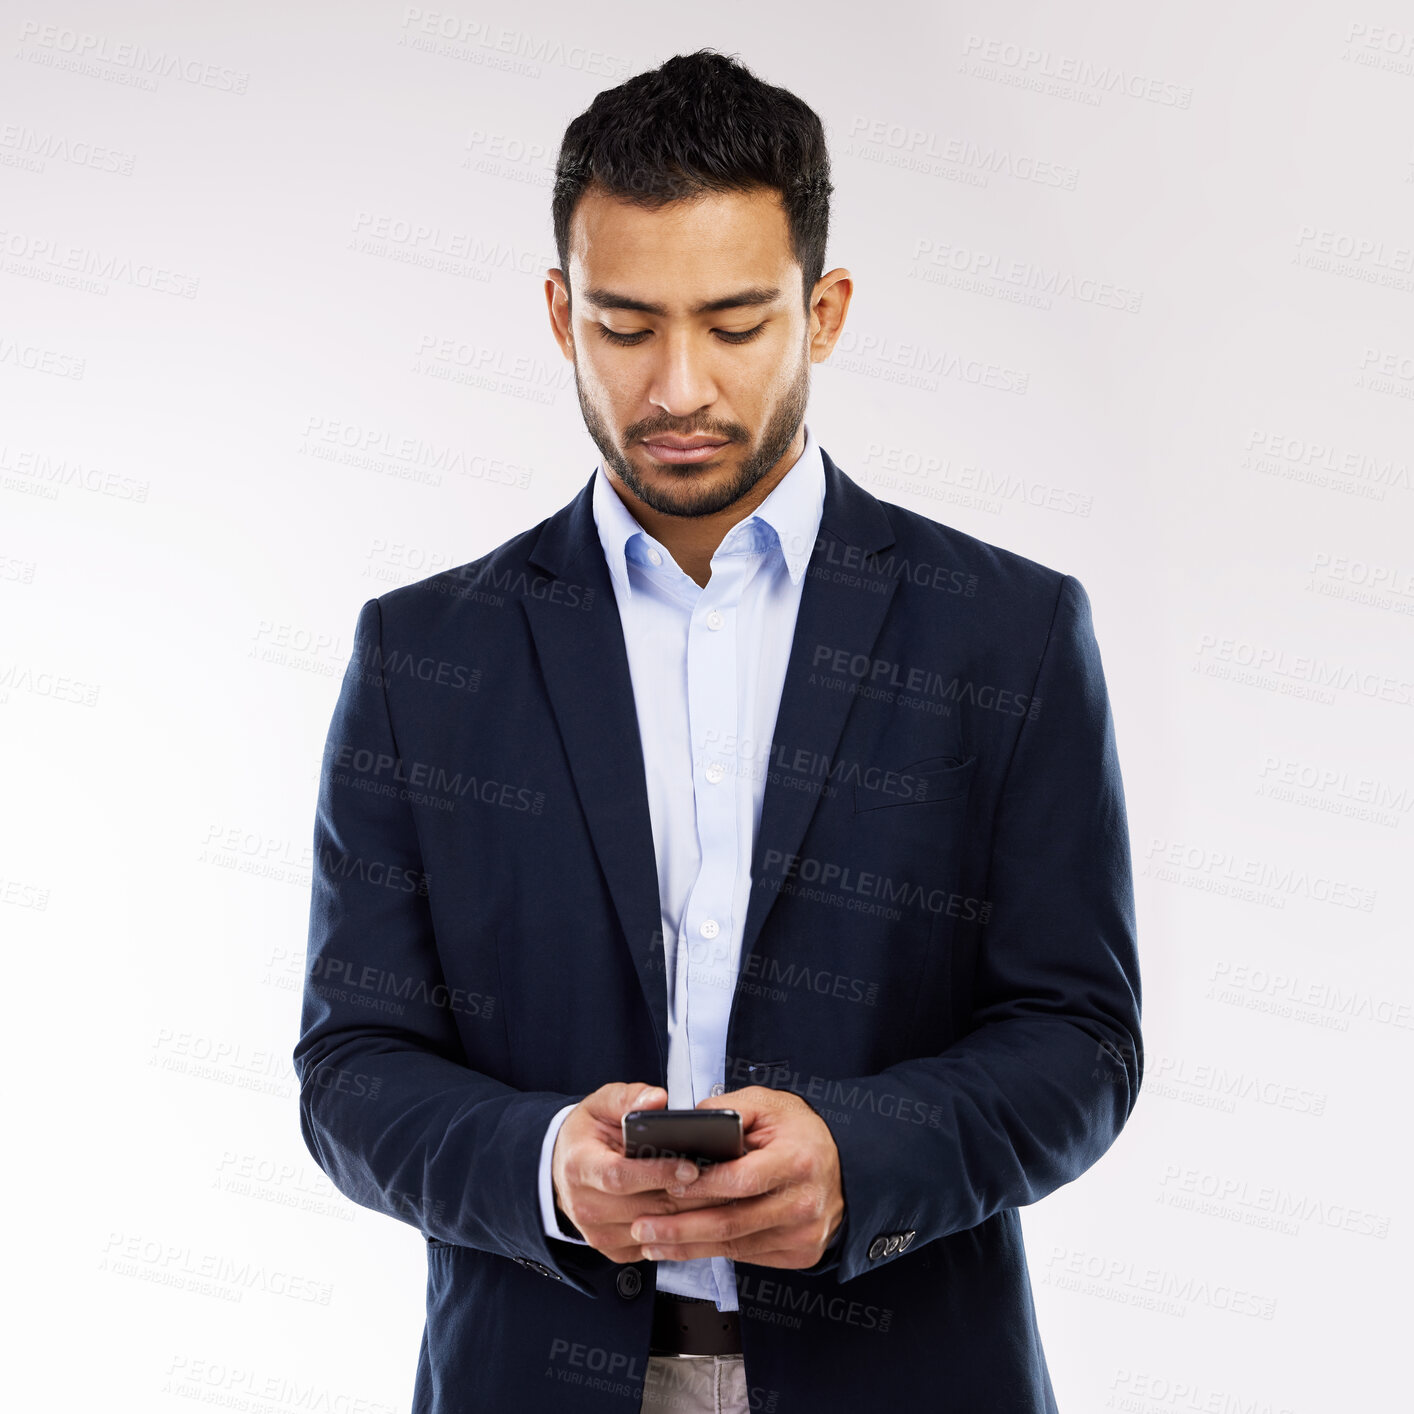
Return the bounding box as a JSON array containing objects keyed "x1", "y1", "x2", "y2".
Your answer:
[{"x1": 538, "y1": 1103, "x2": 589, "y2": 1244}]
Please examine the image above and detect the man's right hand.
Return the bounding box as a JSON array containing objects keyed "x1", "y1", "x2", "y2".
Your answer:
[{"x1": 551, "y1": 1082, "x2": 724, "y2": 1263}]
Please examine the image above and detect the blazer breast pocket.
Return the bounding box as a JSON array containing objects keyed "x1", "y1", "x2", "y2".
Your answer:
[{"x1": 854, "y1": 754, "x2": 978, "y2": 813}]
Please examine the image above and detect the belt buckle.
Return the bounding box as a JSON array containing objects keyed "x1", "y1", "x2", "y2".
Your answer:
[{"x1": 650, "y1": 1291, "x2": 742, "y2": 1358}]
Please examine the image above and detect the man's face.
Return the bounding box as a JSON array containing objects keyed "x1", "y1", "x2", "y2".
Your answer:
[{"x1": 549, "y1": 185, "x2": 814, "y2": 519}]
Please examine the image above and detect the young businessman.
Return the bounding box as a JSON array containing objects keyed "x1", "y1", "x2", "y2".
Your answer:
[{"x1": 294, "y1": 48, "x2": 1143, "y2": 1414}]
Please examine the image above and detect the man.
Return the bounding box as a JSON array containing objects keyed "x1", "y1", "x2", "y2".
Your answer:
[{"x1": 293, "y1": 48, "x2": 1142, "y2": 1414}]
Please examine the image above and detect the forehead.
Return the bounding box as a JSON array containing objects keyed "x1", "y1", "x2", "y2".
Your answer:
[{"x1": 569, "y1": 185, "x2": 796, "y2": 308}]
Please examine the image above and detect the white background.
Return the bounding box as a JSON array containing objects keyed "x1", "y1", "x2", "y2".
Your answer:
[{"x1": 3, "y1": 3, "x2": 1410, "y2": 1409}]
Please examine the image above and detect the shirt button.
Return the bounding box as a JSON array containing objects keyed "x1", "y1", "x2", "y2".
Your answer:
[
  {"x1": 699, "y1": 919, "x2": 720, "y2": 939},
  {"x1": 647, "y1": 548, "x2": 662, "y2": 565},
  {"x1": 709, "y1": 1083, "x2": 726, "y2": 1097},
  {"x1": 706, "y1": 609, "x2": 724, "y2": 630},
  {"x1": 704, "y1": 762, "x2": 725, "y2": 784}
]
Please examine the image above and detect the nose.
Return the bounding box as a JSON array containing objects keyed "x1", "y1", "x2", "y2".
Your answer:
[{"x1": 647, "y1": 328, "x2": 720, "y2": 420}]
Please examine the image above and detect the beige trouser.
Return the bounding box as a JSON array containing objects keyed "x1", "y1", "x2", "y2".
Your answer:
[{"x1": 638, "y1": 1353, "x2": 748, "y2": 1413}]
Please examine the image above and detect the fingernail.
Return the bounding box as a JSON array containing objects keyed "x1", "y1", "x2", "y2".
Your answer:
[
  {"x1": 675, "y1": 1162, "x2": 696, "y2": 1182},
  {"x1": 634, "y1": 1222, "x2": 656, "y2": 1242},
  {"x1": 642, "y1": 1247, "x2": 662, "y2": 1261},
  {"x1": 634, "y1": 1087, "x2": 659, "y2": 1107}
]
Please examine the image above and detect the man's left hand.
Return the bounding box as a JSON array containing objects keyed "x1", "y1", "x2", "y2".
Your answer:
[{"x1": 627, "y1": 1086, "x2": 844, "y2": 1269}]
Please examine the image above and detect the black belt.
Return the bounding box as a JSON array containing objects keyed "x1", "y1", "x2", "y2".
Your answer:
[{"x1": 650, "y1": 1291, "x2": 742, "y2": 1356}]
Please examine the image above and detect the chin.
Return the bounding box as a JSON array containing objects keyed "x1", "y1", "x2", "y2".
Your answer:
[{"x1": 643, "y1": 458, "x2": 728, "y2": 477}]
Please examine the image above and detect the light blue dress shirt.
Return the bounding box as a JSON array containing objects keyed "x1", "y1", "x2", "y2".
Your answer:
[{"x1": 535, "y1": 422, "x2": 827, "y2": 1310}]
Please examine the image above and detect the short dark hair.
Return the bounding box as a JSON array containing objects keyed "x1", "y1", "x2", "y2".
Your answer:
[{"x1": 552, "y1": 49, "x2": 834, "y2": 311}]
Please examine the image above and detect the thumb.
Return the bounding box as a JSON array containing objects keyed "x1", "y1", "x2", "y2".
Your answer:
[
  {"x1": 584, "y1": 1081, "x2": 665, "y2": 1120},
  {"x1": 621, "y1": 1082, "x2": 667, "y2": 1116}
]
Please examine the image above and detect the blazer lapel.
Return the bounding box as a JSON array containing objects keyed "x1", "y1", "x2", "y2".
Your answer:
[
  {"x1": 523, "y1": 480, "x2": 671, "y2": 1070},
  {"x1": 522, "y1": 449, "x2": 900, "y2": 1074},
  {"x1": 735, "y1": 450, "x2": 899, "y2": 990}
]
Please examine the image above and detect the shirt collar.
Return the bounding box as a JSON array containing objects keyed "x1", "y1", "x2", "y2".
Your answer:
[{"x1": 591, "y1": 422, "x2": 826, "y2": 599}]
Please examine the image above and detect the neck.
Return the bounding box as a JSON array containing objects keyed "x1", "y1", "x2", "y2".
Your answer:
[{"x1": 609, "y1": 427, "x2": 806, "y2": 588}]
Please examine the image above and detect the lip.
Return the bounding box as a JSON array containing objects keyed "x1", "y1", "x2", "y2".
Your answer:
[{"x1": 641, "y1": 436, "x2": 731, "y2": 465}]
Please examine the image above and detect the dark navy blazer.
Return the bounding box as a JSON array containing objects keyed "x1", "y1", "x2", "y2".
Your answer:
[{"x1": 293, "y1": 448, "x2": 1143, "y2": 1413}]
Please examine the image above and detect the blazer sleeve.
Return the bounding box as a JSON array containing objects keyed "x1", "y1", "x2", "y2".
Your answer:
[
  {"x1": 803, "y1": 573, "x2": 1143, "y2": 1284},
  {"x1": 291, "y1": 597, "x2": 596, "y2": 1292}
]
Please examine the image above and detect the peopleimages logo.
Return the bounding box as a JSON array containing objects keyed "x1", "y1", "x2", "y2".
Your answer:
[
  {"x1": 735, "y1": 1271, "x2": 893, "y2": 1332},
  {"x1": 811, "y1": 644, "x2": 1038, "y2": 718},
  {"x1": 351, "y1": 637, "x2": 482, "y2": 693},
  {"x1": 760, "y1": 848, "x2": 991, "y2": 923},
  {"x1": 328, "y1": 743, "x2": 545, "y2": 815}
]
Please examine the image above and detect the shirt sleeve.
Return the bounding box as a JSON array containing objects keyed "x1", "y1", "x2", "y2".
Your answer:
[{"x1": 538, "y1": 1103, "x2": 590, "y2": 1243}]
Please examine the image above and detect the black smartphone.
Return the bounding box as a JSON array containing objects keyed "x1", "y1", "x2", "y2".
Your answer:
[{"x1": 621, "y1": 1109, "x2": 744, "y2": 1165}]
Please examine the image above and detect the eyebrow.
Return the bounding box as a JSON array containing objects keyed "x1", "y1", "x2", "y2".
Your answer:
[{"x1": 583, "y1": 285, "x2": 782, "y2": 316}]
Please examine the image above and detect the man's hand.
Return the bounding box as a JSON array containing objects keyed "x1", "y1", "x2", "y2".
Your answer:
[
  {"x1": 626, "y1": 1086, "x2": 845, "y2": 1270},
  {"x1": 551, "y1": 1082, "x2": 734, "y2": 1264}
]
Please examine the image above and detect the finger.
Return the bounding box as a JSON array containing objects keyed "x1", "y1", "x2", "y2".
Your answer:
[
  {"x1": 639, "y1": 1228, "x2": 823, "y2": 1264},
  {"x1": 584, "y1": 1081, "x2": 667, "y2": 1124},
  {"x1": 634, "y1": 1196, "x2": 831, "y2": 1263},
  {"x1": 662, "y1": 1149, "x2": 799, "y2": 1203},
  {"x1": 695, "y1": 1085, "x2": 802, "y2": 1127},
  {"x1": 630, "y1": 1193, "x2": 791, "y2": 1250},
  {"x1": 585, "y1": 1152, "x2": 696, "y2": 1196},
  {"x1": 664, "y1": 1157, "x2": 762, "y2": 1201},
  {"x1": 568, "y1": 1188, "x2": 739, "y2": 1232}
]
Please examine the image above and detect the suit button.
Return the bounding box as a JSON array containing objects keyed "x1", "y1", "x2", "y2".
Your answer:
[
  {"x1": 616, "y1": 1266, "x2": 643, "y2": 1299},
  {"x1": 868, "y1": 1236, "x2": 888, "y2": 1260},
  {"x1": 884, "y1": 1234, "x2": 901, "y2": 1255},
  {"x1": 898, "y1": 1230, "x2": 916, "y2": 1251}
]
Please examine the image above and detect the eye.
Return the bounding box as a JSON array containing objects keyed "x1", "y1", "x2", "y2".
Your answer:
[
  {"x1": 594, "y1": 323, "x2": 768, "y2": 346},
  {"x1": 597, "y1": 325, "x2": 650, "y2": 346},
  {"x1": 715, "y1": 323, "x2": 766, "y2": 344}
]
